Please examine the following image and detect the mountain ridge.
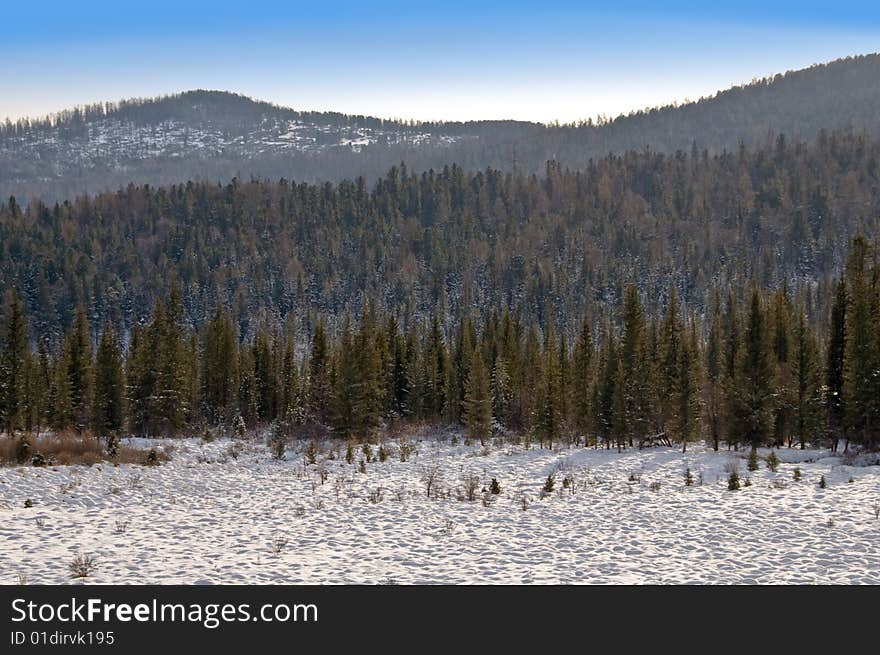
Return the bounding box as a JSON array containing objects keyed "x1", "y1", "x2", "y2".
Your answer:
[{"x1": 2, "y1": 53, "x2": 879, "y2": 203}]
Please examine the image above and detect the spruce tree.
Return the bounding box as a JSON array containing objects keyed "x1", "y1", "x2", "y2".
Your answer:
[
  {"x1": 462, "y1": 347, "x2": 492, "y2": 446},
  {"x1": 791, "y1": 307, "x2": 821, "y2": 449},
  {"x1": 0, "y1": 289, "x2": 28, "y2": 434},
  {"x1": 843, "y1": 237, "x2": 880, "y2": 449},
  {"x1": 825, "y1": 279, "x2": 847, "y2": 451},
  {"x1": 308, "y1": 320, "x2": 331, "y2": 424},
  {"x1": 676, "y1": 320, "x2": 702, "y2": 452},
  {"x1": 64, "y1": 305, "x2": 93, "y2": 433},
  {"x1": 620, "y1": 285, "x2": 652, "y2": 446},
  {"x1": 731, "y1": 290, "x2": 776, "y2": 449},
  {"x1": 93, "y1": 323, "x2": 124, "y2": 438},
  {"x1": 704, "y1": 307, "x2": 723, "y2": 450},
  {"x1": 572, "y1": 314, "x2": 594, "y2": 442}
]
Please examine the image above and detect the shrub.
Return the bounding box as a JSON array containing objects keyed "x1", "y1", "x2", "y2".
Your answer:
[
  {"x1": 15, "y1": 437, "x2": 32, "y2": 465},
  {"x1": 872, "y1": 503, "x2": 880, "y2": 520},
  {"x1": 358, "y1": 459, "x2": 366, "y2": 474},
  {"x1": 766, "y1": 451, "x2": 779, "y2": 472},
  {"x1": 649, "y1": 481, "x2": 662, "y2": 492},
  {"x1": 2, "y1": 432, "x2": 164, "y2": 467},
  {"x1": 24, "y1": 499, "x2": 33, "y2": 508},
  {"x1": 345, "y1": 443, "x2": 354, "y2": 464},
  {"x1": 227, "y1": 442, "x2": 242, "y2": 460},
  {"x1": 268, "y1": 431, "x2": 287, "y2": 461},
  {"x1": 146, "y1": 448, "x2": 159, "y2": 465},
  {"x1": 747, "y1": 448, "x2": 759, "y2": 471},
  {"x1": 728, "y1": 471, "x2": 741, "y2": 491},
  {"x1": 106, "y1": 433, "x2": 120, "y2": 458},
  {"x1": 378, "y1": 445, "x2": 388, "y2": 462},
  {"x1": 269, "y1": 534, "x2": 289, "y2": 554},
  {"x1": 31, "y1": 452, "x2": 47, "y2": 467},
  {"x1": 542, "y1": 474, "x2": 555, "y2": 494},
  {"x1": 398, "y1": 438, "x2": 414, "y2": 462},
  {"x1": 362, "y1": 443, "x2": 374, "y2": 463},
  {"x1": 819, "y1": 475, "x2": 826, "y2": 489},
  {"x1": 68, "y1": 554, "x2": 98, "y2": 579},
  {"x1": 685, "y1": 468, "x2": 694, "y2": 486},
  {"x1": 793, "y1": 467, "x2": 802, "y2": 481},
  {"x1": 368, "y1": 488, "x2": 384, "y2": 504},
  {"x1": 744, "y1": 477, "x2": 752, "y2": 487},
  {"x1": 462, "y1": 474, "x2": 480, "y2": 502},
  {"x1": 115, "y1": 519, "x2": 130, "y2": 534},
  {"x1": 232, "y1": 415, "x2": 246, "y2": 439},
  {"x1": 305, "y1": 441, "x2": 318, "y2": 465}
]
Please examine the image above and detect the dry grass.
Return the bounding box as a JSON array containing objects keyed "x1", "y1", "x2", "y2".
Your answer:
[{"x1": 0, "y1": 431, "x2": 168, "y2": 467}]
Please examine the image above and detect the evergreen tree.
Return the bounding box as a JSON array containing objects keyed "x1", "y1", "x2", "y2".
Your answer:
[
  {"x1": 308, "y1": 320, "x2": 331, "y2": 424},
  {"x1": 791, "y1": 307, "x2": 822, "y2": 449},
  {"x1": 843, "y1": 237, "x2": 880, "y2": 449},
  {"x1": 730, "y1": 290, "x2": 776, "y2": 449},
  {"x1": 64, "y1": 305, "x2": 93, "y2": 433},
  {"x1": 462, "y1": 347, "x2": 492, "y2": 445},
  {"x1": 825, "y1": 279, "x2": 847, "y2": 451},
  {"x1": 676, "y1": 320, "x2": 702, "y2": 452},
  {"x1": 572, "y1": 314, "x2": 594, "y2": 442},
  {"x1": 658, "y1": 286, "x2": 683, "y2": 438},
  {"x1": 93, "y1": 323, "x2": 124, "y2": 438},
  {"x1": 620, "y1": 285, "x2": 652, "y2": 446},
  {"x1": 0, "y1": 290, "x2": 28, "y2": 434},
  {"x1": 704, "y1": 307, "x2": 723, "y2": 450}
]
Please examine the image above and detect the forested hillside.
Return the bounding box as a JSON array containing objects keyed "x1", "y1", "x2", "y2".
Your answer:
[
  {"x1": 2, "y1": 237, "x2": 878, "y2": 452},
  {"x1": 1, "y1": 130, "x2": 878, "y2": 343},
  {"x1": 2, "y1": 54, "x2": 878, "y2": 202}
]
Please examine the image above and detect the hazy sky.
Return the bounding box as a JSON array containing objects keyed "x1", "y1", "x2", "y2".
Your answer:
[{"x1": 3, "y1": 1, "x2": 879, "y2": 124}]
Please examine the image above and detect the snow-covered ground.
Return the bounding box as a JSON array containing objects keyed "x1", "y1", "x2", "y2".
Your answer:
[{"x1": 1, "y1": 433, "x2": 878, "y2": 584}]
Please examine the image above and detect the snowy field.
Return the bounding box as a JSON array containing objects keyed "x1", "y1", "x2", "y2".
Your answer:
[{"x1": 1, "y1": 432, "x2": 878, "y2": 584}]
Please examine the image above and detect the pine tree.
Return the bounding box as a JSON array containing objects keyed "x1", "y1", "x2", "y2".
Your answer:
[
  {"x1": 825, "y1": 279, "x2": 847, "y2": 451},
  {"x1": 308, "y1": 320, "x2": 331, "y2": 424},
  {"x1": 93, "y1": 323, "x2": 124, "y2": 438},
  {"x1": 0, "y1": 289, "x2": 28, "y2": 434},
  {"x1": 658, "y1": 285, "x2": 683, "y2": 438},
  {"x1": 64, "y1": 305, "x2": 93, "y2": 433},
  {"x1": 791, "y1": 307, "x2": 822, "y2": 449},
  {"x1": 770, "y1": 289, "x2": 793, "y2": 447},
  {"x1": 535, "y1": 321, "x2": 562, "y2": 449},
  {"x1": 843, "y1": 237, "x2": 880, "y2": 449},
  {"x1": 490, "y1": 355, "x2": 513, "y2": 429},
  {"x1": 620, "y1": 285, "x2": 652, "y2": 446},
  {"x1": 731, "y1": 290, "x2": 776, "y2": 449},
  {"x1": 201, "y1": 305, "x2": 237, "y2": 423},
  {"x1": 704, "y1": 307, "x2": 722, "y2": 450},
  {"x1": 572, "y1": 314, "x2": 594, "y2": 442},
  {"x1": 252, "y1": 328, "x2": 274, "y2": 423},
  {"x1": 676, "y1": 320, "x2": 702, "y2": 452},
  {"x1": 462, "y1": 347, "x2": 492, "y2": 446}
]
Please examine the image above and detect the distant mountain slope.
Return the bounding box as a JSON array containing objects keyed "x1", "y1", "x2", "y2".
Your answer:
[{"x1": 1, "y1": 54, "x2": 878, "y2": 202}]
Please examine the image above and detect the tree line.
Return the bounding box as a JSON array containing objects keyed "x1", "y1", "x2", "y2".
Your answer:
[{"x1": 2, "y1": 237, "x2": 877, "y2": 452}]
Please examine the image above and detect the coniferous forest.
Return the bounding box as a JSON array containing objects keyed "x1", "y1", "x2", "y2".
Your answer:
[
  {"x1": 2, "y1": 4, "x2": 880, "y2": 589},
  {"x1": 1, "y1": 233, "x2": 878, "y2": 453}
]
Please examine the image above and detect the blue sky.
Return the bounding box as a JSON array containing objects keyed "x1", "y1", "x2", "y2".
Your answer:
[{"x1": 2, "y1": 1, "x2": 878, "y2": 123}]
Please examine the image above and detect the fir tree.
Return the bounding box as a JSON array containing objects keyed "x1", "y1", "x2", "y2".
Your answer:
[
  {"x1": 92, "y1": 323, "x2": 124, "y2": 438},
  {"x1": 731, "y1": 291, "x2": 776, "y2": 449},
  {"x1": 462, "y1": 347, "x2": 492, "y2": 446},
  {"x1": 825, "y1": 279, "x2": 847, "y2": 451},
  {"x1": 64, "y1": 305, "x2": 93, "y2": 433},
  {"x1": 0, "y1": 289, "x2": 28, "y2": 434},
  {"x1": 843, "y1": 237, "x2": 880, "y2": 449},
  {"x1": 791, "y1": 307, "x2": 822, "y2": 449}
]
